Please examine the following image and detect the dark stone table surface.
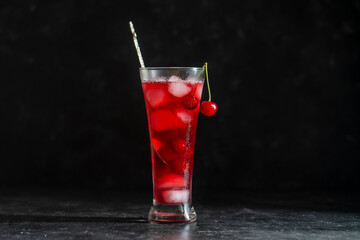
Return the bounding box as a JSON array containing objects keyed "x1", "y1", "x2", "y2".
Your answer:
[{"x1": 0, "y1": 189, "x2": 359, "y2": 239}]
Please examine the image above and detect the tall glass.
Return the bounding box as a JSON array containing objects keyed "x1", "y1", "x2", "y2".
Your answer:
[{"x1": 140, "y1": 67, "x2": 205, "y2": 223}]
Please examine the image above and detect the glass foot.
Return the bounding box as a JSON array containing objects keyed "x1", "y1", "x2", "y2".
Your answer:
[{"x1": 148, "y1": 200, "x2": 197, "y2": 224}]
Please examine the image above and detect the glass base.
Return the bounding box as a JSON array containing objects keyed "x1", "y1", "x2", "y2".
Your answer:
[{"x1": 148, "y1": 200, "x2": 197, "y2": 224}]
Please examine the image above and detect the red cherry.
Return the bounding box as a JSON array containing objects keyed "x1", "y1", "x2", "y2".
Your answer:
[
  {"x1": 200, "y1": 101, "x2": 217, "y2": 116},
  {"x1": 182, "y1": 95, "x2": 199, "y2": 109},
  {"x1": 173, "y1": 139, "x2": 187, "y2": 153}
]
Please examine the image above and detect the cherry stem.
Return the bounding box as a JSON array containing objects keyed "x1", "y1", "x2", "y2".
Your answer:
[{"x1": 203, "y1": 62, "x2": 212, "y2": 102}]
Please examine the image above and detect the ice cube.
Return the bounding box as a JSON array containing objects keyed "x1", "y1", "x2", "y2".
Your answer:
[
  {"x1": 146, "y1": 86, "x2": 169, "y2": 108},
  {"x1": 175, "y1": 109, "x2": 193, "y2": 125},
  {"x1": 162, "y1": 190, "x2": 190, "y2": 204},
  {"x1": 168, "y1": 80, "x2": 191, "y2": 98},
  {"x1": 150, "y1": 110, "x2": 177, "y2": 131}
]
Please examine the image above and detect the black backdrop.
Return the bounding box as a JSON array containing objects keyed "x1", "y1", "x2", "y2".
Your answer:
[{"x1": 1, "y1": 1, "x2": 359, "y2": 193}]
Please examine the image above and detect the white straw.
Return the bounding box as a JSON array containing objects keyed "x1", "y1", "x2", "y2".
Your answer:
[{"x1": 129, "y1": 21, "x2": 145, "y2": 68}]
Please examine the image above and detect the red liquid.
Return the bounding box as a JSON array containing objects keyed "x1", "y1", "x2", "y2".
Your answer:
[{"x1": 142, "y1": 80, "x2": 203, "y2": 205}]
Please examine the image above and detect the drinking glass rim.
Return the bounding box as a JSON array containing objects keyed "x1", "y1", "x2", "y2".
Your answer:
[{"x1": 139, "y1": 67, "x2": 203, "y2": 70}]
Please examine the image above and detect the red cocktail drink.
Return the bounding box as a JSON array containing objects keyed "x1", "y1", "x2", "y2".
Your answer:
[{"x1": 140, "y1": 67, "x2": 204, "y2": 223}]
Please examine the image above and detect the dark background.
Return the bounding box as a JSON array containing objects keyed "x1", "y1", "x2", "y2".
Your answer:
[{"x1": 1, "y1": 0, "x2": 359, "y2": 193}]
